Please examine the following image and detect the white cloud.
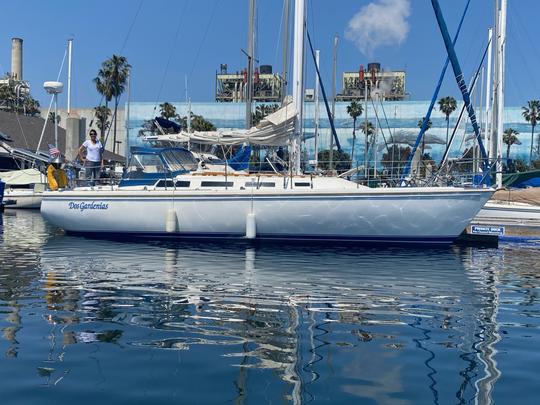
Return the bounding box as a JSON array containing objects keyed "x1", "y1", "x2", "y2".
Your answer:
[{"x1": 345, "y1": 0, "x2": 411, "y2": 57}]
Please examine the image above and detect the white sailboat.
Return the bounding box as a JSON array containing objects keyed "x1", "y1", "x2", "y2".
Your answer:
[{"x1": 40, "y1": 0, "x2": 493, "y2": 244}]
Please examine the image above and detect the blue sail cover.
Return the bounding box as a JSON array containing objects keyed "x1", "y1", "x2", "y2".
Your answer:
[
  {"x1": 227, "y1": 145, "x2": 252, "y2": 171},
  {"x1": 155, "y1": 117, "x2": 182, "y2": 132}
]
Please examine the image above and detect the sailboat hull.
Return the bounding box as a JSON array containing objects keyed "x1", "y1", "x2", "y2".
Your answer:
[{"x1": 41, "y1": 187, "x2": 493, "y2": 244}]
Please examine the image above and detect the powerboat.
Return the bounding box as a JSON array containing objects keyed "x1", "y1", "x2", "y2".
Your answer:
[{"x1": 41, "y1": 147, "x2": 493, "y2": 244}]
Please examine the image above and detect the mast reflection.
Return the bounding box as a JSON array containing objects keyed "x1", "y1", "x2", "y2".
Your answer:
[{"x1": 34, "y1": 233, "x2": 511, "y2": 402}]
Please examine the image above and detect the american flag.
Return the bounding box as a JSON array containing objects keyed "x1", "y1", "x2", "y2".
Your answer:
[{"x1": 48, "y1": 144, "x2": 60, "y2": 157}]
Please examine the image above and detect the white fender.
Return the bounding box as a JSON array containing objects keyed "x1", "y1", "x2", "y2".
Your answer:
[
  {"x1": 165, "y1": 208, "x2": 178, "y2": 233},
  {"x1": 245, "y1": 212, "x2": 256, "y2": 239}
]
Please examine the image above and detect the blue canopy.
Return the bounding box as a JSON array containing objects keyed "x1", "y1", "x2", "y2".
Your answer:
[
  {"x1": 227, "y1": 145, "x2": 252, "y2": 171},
  {"x1": 130, "y1": 146, "x2": 190, "y2": 155},
  {"x1": 155, "y1": 117, "x2": 182, "y2": 132}
]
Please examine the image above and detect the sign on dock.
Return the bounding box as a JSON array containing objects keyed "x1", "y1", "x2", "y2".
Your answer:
[{"x1": 471, "y1": 225, "x2": 505, "y2": 236}]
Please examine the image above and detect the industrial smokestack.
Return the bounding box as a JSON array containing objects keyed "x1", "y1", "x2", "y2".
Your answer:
[{"x1": 11, "y1": 38, "x2": 23, "y2": 80}]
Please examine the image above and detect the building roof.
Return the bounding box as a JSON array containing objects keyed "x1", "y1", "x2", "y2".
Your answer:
[{"x1": 0, "y1": 110, "x2": 124, "y2": 161}]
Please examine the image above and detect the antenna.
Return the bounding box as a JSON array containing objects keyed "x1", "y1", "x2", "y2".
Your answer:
[{"x1": 44, "y1": 81, "x2": 64, "y2": 149}]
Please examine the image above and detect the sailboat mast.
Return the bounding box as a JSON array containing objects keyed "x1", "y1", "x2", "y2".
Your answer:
[
  {"x1": 281, "y1": 0, "x2": 289, "y2": 104},
  {"x1": 126, "y1": 69, "x2": 131, "y2": 158},
  {"x1": 245, "y1": 0, "x2": 255, "y2": 129},
  {"x1": 364, "y1": 73, "x2": 369, "y2": 179},
  {"x1": 329, "y1": 36, "x2": 338, "y2": 171},
  {"x1": 495, "y1": 0, "x2": 507, "y2": 188},
  {"x1": 314, "y1": 50, "x2": 320, "y2": 169},
  {"x1": 490, "y1": 0, "x2": 499, "y2": 168},
  {"x1": 485, "y1": 28, "x2": 493, "y2": 159},
  {"x1": 292, "y1": 0, "x2": 305, "y2": 174},
  {"x1": 185, "y1": 75, "x2": 191, "y2": 133},
  {"x1": 67, "y1": 38, "x2": 73, "y2": 115}
]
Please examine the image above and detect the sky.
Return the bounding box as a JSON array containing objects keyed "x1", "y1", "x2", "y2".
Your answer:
[{"x1": 1, "y1": 0, "x2": 540, "y2": 112}]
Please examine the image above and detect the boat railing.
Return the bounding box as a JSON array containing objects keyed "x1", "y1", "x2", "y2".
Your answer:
[
  {"x1": 60, "y1": 157, "x2": 501, "y2": 190},
  {"x1": 69, "y1": 162, "x2": 124, "y2": 188},
  {"x1": 311, "y1": 157, "x2": 498, "y2": 188}
]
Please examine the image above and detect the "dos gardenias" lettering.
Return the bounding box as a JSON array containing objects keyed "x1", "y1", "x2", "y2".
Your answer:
[{"x1": 68, "y1": 201, "x2": 109, "y2": 212}]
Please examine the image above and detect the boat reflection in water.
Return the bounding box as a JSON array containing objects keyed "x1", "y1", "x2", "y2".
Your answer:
[{"x1": 24, "y1": 224, "x2": 512, "y2": 404}]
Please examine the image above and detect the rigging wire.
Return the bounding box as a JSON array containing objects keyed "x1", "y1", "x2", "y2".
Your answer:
[
  {"x1": 379, "y1": 98, "x2": 395, "y2": 144},
  {"x1": 35, "y1": 48, "x2": 68, "y2": 154},
  {"x1": 90, "y1": 0, "x2": 144, "y2": 140},
  {"x1": 119, "y1": 0, "x2": 144, "y2": 54},
  {"x1": 153, "y1": 0, "x2": 191, "y2": 115},
  {"x1": 506, "y1": 10, "x2": 540, "y2": 96},
  {"x1": 508, "y1": 0, "x2": 540, "y2": 72},
  {"x1": 187, "y1": 0, "x2": 220, "y2": 88},
  {"x1": 306, "y1": 29, "x2": 341, "y2": 151},
  {"x1": 273, "y1": 0, "x2": 286, "y2": 70},
  {"x1": 367, "y1": 97, "x2": 390, "y2": 160},
  {"x1": 439, "y1": 38, "x2": 490, "y2": 169}
]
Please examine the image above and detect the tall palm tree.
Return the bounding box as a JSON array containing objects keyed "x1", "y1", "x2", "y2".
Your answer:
[
  {"x1": 438, "y1": 96, "x2": 457, "y2": 148},
  {"x1": 94, "y1": 55, "x2": 131, "y2": 154},
  {"x1": 522, "y1": 99, "x2": 540, "y2": 166},
  {"x1": 417, "y1": 117, "x2": 432, "y2": 156},
  {"x1": 503, "y1": 128, "x2": 521, "y2": 161},
  {"x1": 94, "y1": 105, "x2": 111, "y2": 142},
  {"x1": 346, "y1": 101, "x2": 363, "y2": 165},
  {"x1": 159, "y1": 102, "x2": 177, "y2": 120}
]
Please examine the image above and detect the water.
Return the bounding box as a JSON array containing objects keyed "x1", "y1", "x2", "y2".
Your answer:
[{"x1": 0, "y1": 210, "x2": 539, "y2": 404}]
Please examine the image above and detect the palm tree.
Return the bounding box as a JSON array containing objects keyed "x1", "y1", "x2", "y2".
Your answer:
[
  {"x1": 190, "y1": 114, "x2": 216, "y2": 132},
  {"x1": 94, "y1": 55, "x2": 131, "y2": 154},
  {"x1": 23, "y1": 97, "x2": 40, "y2": 116},
  {"x1": 438, "y1": 96, "x2": 457, "y2": 147},
  {"x1": 346, "y1": 101, "x2": 363, "y2": 165},
  {"x1": 522, "y1": 100, "x2": 540, "y2": 166},
  {"x1": 252, "y1": 104, "x2": 279, "y2": 126},
  {"x1": 417, "y1": 117, "x2": 432, "y2": 156},
  {"x1": 48, "y1": 112, "x2": 60, "y2": 124},
  {"x1": 361, "y1": 121, "x2": 375, "y2": 167},
  {"x1": 94, "y1": 106, "x2": 111, "y2": 142},
  {"x1": 159, "y1": 102, "x2": 177, "y2": 120},
  {"x1": 503, "y1": 128, "x2": 521, "y2": 161}
]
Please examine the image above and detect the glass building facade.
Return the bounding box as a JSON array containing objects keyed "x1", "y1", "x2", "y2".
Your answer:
[{"x1": 127, "y1": 101, "x2": 535, "y2": 163}]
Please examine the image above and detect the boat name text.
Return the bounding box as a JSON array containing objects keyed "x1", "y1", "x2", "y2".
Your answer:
[{"x1": 68, "y1": 201, "x2": 109, "y2": 211}]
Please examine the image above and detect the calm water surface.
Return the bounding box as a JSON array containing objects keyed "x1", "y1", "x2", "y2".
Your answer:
[{"x1": 0, "y1": 210, "x2": 538, "y2": 404}]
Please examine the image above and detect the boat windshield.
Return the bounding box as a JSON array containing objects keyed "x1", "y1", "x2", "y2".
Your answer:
[
  {"x1": 126, "y1": 154, "x2": 167, "y2": 178},
  {"x1": 125, "y1": 149, "x2": 198, "y2": 179},
  {"x1": 161, "y1": 149, "x2": 198, "y2": 172}
]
